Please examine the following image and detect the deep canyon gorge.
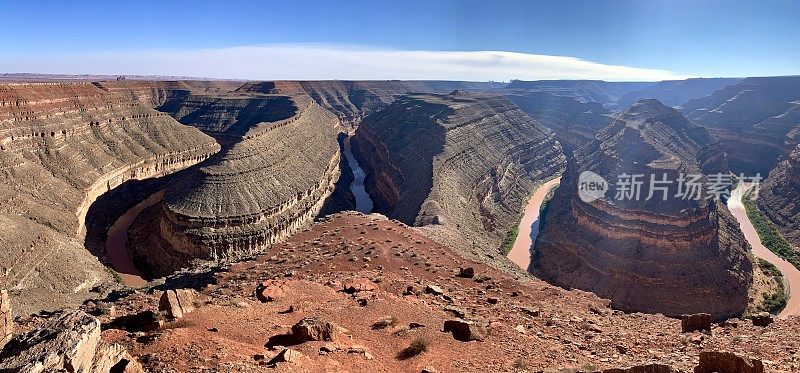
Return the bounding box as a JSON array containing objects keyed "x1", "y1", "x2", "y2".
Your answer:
[{"x1": 2, "y1": 76, "x2": 800, "y2": 372}]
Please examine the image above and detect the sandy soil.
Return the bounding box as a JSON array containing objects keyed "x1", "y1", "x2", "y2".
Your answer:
[
  {"x1": 729, "y1": 183, "x2": 800, "y2": 319},
  {"x1": 507, "y1": 177, "x2": 561, "y2": 270},
  {"x1": 105, "y1": 190, "x2": 164, "y2": 286}
]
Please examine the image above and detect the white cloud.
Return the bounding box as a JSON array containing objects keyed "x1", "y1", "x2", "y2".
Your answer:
[{"x1": 7, "y1": 44, "x2": 693, "y2": 81}]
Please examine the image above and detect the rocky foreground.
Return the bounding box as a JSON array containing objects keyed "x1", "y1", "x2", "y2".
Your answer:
[{"x1": 0, "y1": 212, "x2": 795, "y2": 372}]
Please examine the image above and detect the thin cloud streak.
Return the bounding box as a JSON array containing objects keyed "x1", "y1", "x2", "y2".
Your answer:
[{"x1": 6, "y1": 45, "x2": 694, "y2": 81}]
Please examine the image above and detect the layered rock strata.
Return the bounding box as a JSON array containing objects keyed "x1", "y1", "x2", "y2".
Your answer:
[
  {"x1": 614, "y1": 78, "x2": 740, "y2": 109},
  {"x1": 1, "y1": 288, "x2": 11, "y2": 347},
  {"x1": 533, "y1": 99, "x2": 753, "y2": 320},
  {"x1": 0, "y1": 82, "x2": 219, "y2": 313},
  {"x1": 505, "y1": 91, "x2": 613, "y2": 153},
  {"x1": 756, "y1": 143, "x2": 800, "y2": 248},
  {"x1": 354, "y1": 92, "x2": 565, "y2": 256},
  {"x1": 503, "y1": 80, "x2": 653, "y2": 106},
  {"x1": 239, "y1": 80, "x2": 504, "y2": 126},
  {"x1": 682, "y1": 76, "x2": 800, "y2": 175},
  {"x1": 129, "y1": 95, "x2": 342, "y2": 276}
]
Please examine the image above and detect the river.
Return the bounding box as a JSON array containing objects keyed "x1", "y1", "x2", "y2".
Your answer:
[
  {"x1": 729, "y1": 183, "x2": 800, "y2": 319},
  {"x1": 105, "y1": 190, "x2": 164, "y2": 287},
  {"x1": 507, "y1": 177, "x2": 562, "y2": 270},
  {"x1": 343, "y1": 136, "x2": 373, "y2": 214}
]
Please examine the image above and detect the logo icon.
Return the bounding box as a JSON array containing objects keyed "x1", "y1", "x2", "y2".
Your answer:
[{"x1": 578, "y1": 171, "x2": 608, "y2": 203}]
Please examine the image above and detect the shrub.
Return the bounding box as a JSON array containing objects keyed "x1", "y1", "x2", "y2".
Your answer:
[
  {"x1": 371, "y1": 316, "x2": 399, "y2": 330},
  {"x1": 396, "y1": 337, "x2": 429, "y2": 359}
]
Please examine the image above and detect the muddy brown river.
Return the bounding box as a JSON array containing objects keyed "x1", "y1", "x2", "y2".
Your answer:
[
  {"x1": 105, "y1": 190, "x2": 164, "y2": 286},
  {"x1": 507, "y1": 177, "x2": 561, "y2": 270},
  {"x1": 729, "y1": 183, "x2": 800, "y2": 319}
]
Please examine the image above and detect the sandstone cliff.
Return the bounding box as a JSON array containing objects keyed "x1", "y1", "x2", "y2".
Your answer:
[
  {"x1": 756, "y1": 144, "x2": 800, "y2": 248},
  {"x1": 238, "y1": 80, "x2": 504, "y2": 126},
  {"x1": 0, "y1": 82, "x2": 219, "y2": 313},
  {"x1": 615, "y1": 78, "x2": 741, "y2": 109},
  {"x1": 354, "y1": 92, "x2": 565, "y2": 259},
  {"x1": 504, "y1": 80, "x2": 652, "y2": 106},
  {"x1": 533, "y1": 99, "x2": 752, "y2": 320},
  {"x1": 505, "y1": 91, "x2": 614, "y2": 153},
  {"x1": 682, "y1": 76, "x2": 800, "y2": 175},
  {"x1": 129, "y1": 94, "x2": 342, "y2": 277}
]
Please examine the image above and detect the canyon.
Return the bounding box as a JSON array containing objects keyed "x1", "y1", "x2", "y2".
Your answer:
[
  {"x1": 2, "y1": 76, "x2": 800, "y2": 372},
  {"x1": 354, "y1": 91, "x2": 565, "y2": 263},
  {"x1": 0, "y1": 82, "x2": 219, "y2": 314},
  {"x1": 682, "y1": 76, "x2": 800, "y2": 175},
  {"x1": 532, "y1": 99, "x2": 753, "y2": 320}
]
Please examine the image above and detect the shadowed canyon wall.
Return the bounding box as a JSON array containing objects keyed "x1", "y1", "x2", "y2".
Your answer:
[
  {"x1": 0, "y1": 82, "x2": 219, "y2": 313},
  {"x1": 682, "y1": 76, "x2": 800, "y2": 175},
  {"x1": 533, "y1": 99, "x2": 752, "y2": 320},
  {"x1": 757, "y1": 143, "x2": 800, "y2": 249},
  {"x1": 129, "y1": 93, "x2": 342, "y2": 277},
  {"x1": 354, "y1": 91, "x2": 565, "y2": 259},
  {"x1": 505, "y1": 91, "x2": 614, "y2": 153}
]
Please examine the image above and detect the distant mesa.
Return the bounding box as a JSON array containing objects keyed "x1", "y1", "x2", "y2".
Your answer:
[{"x1": 533, "y1": 98, "x2": 753, "y2": 320}]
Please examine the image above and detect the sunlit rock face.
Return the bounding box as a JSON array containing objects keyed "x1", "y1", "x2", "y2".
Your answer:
[
  {"x1": 129, "y1": 94, "x2": 342, "y2": 277},
  {"x1": 238, "y1": 80, "x2": 505, "y2": 126},
  {"x1": 0, "y1": 82, "x2": 219, "y2": 313},
  {"x1": 682, "y1": 76, "x2": 800, "y2": 175},
  {"x1": 533, "y1": 99, "x2": 752, "y2": 321},
  {"x1": 354, "y1": 91, "x2": 565, "y2": 258}
]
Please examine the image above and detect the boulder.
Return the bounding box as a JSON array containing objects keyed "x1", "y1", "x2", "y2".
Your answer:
[
  {"x1": 425, "y1": 284, "x2": 444, "y2": 296},
  {"x1": 457, "y1": 267, "x2": 475, "y2": 278},
  {"x1": 681, "y1": 313, "x2": 712, "y2": 333},
  {"x1": 291, "y1": 317, "x2": 338, "y2": 342},
  {"x1": 255, "y1": 280, "x2": 289, "y2": 302},
  {"x1": 341, "y1": 278, "x2": 378, "y2": 294},
  {"x1": 0, "y1": 310, "x2": 100, "y2": 372},
  {"x1": 443, "y1": 319, "x2": 486, "y2": 342},
  {"x1": 91, "y1": 343, "x2": 146, "y2": 373},
  {"x1": 694, "y1": 351, "x2": 764, "y2": 373},
  {"x1": 159, "y1": 288, "x2": 198, "y2": 319},
  {"x1": 751, "y1": 312, "x2": 773, "y2": 327},
  {"x1": 269, "y1": 348, "x2": 303, "y2": 364},
  {"x1": 443, "y1": 305, "x2": 466, "y2": 318},
  {"x1": 1, "y1": 289, "x2": 12, "y2": 348}
]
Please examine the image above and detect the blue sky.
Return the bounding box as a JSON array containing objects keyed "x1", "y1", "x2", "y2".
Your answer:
[{"x1": 1, "y1": 0, "x2": 798, "y2": 80}]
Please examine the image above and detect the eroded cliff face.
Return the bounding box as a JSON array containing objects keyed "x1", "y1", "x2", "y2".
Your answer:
[
  {"x1": 682, "y1": 76, "x2": 800, "y2": 175},
  {"x1": 505, "y1": 91, "x2": 614, "y2": 153},
  {"x1": 129, "y1": 95, "x2": 342, "y2": 277},
  {"x1": 757, "y1": 144, "x2": 800, "y2": 248},
  {"x1": 0, "y1": 82, "x2": 220, "y2": 313},
  {"x1": 354, "y1": 92, "x2": 565, "y2": 258},
  {"x1": 238, "y1": 80, "x2": 505, "y2": 126},
  {"x1": 533, "y1": 99, "x2": 752, "y2": 320}
]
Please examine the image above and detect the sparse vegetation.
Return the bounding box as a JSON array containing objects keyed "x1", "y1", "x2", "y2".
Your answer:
[
  {"x1": 396, "y1": 337, "x2": 429, "y2": 360},
  {"x1": 743, "y1": 192, "x2": 800, "y2": 269},
  {"x1": 755, "y1": 258, "x2": 788, "y2": 314},
  {"x1": 371, "y1": 316, "x2": 399, "y2": 330},
  {"x1": 105, "y1": 266, "x2": 123, "y2": 284},
  {"x1": 500, "y1": 224, "x2": 519, "y2": 255},
  {"x1": 513, "y1": 358, "x2": 528, "y2": 370}
]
